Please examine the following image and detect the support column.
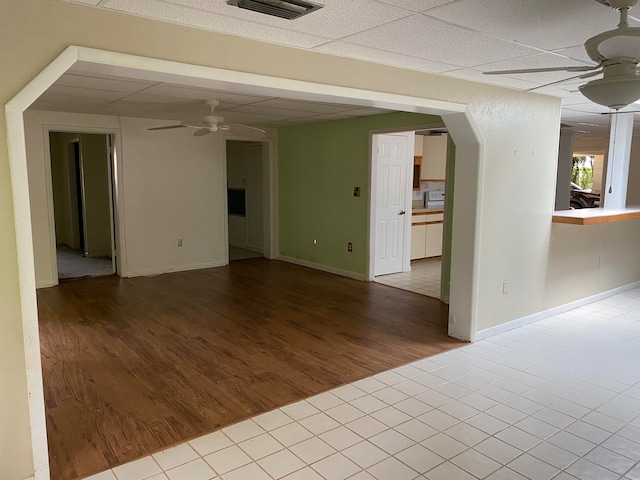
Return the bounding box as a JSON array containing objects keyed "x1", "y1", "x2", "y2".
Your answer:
[
  {"x1": 556, "y1": 128, "x2": 574, "y2": 211},
  {"x1": 603, "y1": 112, "x2": 634, "y2": 209}
]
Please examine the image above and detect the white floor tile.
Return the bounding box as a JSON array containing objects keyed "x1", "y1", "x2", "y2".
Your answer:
[
  {"x1": 366, "y1": 457, "x2": 417, "y2": 480},
  {"x1": 584, "y1": 446, "x2": 636, "y2": 475},
  {"x1": 257, "y1": 449, "x2": 306, "y2": 479},
  {"x1": 443, "y1": 422, "x2": 488, "y2": 447},
  {"x1": 203, "y1": 446, "x2": 251, "y2": 475},
  {"x1": 153, "y1": 444, "x2": 199, "y2": 471},
  {"x1": 394, "y1": 444, "x2": 444, "y2": 474},
  {"x1": 289, "y1": 437, "x2": 335, "y2": 464},
  {"x1": 280, "y1": 400, "x2": 320, "y2": 421},
  {"x1": 165, "y1": 458, "x2": 216, "y2": 480},
  {"x1": 220, "y1": 462, "x2": 271, "y2": 480},
  {"x1": 422, "y1": 461, "x2": 477, "y2": 480},
  {"x1": 393, "y1": 419, "x2": 438, "y2": 443},
  {"x1": 319, "y1": 426, "x2": 363, "y2": 450},
  {"x1": 507, "y1": 453, "x2": 560, "y2": 480},
  {"x1": 222, "y1": 420, "x2": 264, "y2": 444},
  {"x1": 528, "y1": 442, "x2": 578, "y2": 469},
  {"x1": 238, "y1": 433, "x2": 284, "y2": 460},
  {"x1": 253, "y1": 409, "x2": 294, "y2": 431},
  {"x1": 270, "y1": 422, "x2": 314, "y2": 447},
  {"x1": 451, "y1": 449, "x2": 501, "y2": 478},
  {"x1": 368, "y1": 429, "x2": 413, "y2": 455},
  {"x1": 420, "y1": 433, "x2": 467, "y2": 459},
  {"x1": 342, "y1": 441, "x2": 389, "y2": 469},
  {"x1": 112, "y1": 456, "x2": 162, "y2": 480},
  {"x1": 565, "y1": 458, "x2": 620, "y2": 480},
  {"x1": 189, "y1": 432, "x2": 233, "y2": 457},
  {"x1": 473, "y1": 437, "x2": 522, "y2": 465},
  {"x1": 311, "y1": 453, "x2": 361, "y2": 480}
]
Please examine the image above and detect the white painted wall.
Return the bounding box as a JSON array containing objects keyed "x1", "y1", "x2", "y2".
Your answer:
[
  {"x1": 118, "y1": 117, "x2": 227, "y2": 276},
  {"x1": 24, "y1": 111, "x2": 231, "y2": 286}
]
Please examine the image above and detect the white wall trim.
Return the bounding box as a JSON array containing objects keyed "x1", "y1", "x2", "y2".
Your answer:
[
  {"x1": 3, "y1": 47, "x2": 81, "y2": 480},
  {"x1": 475, "y1": 280, "x2": 640, "y2": 341},
  {"x1": 278, "y1": 256, "x2": 366, "y2": 281},
  {"x1": 124, "y1": 261, "x2": 227, "y2": 278}
]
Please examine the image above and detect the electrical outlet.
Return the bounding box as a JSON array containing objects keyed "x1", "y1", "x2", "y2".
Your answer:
[
  {"x1": 502, "y1": 281, "x2": 508, "y2": 294},
  {"x1": 348, "y1": 242, "x2": 353, "y2": 252},
  {"x1": 177, "y1": 237, "x2": 183, "y2": 247},
  {"x1": 354, "y1": 187, "x2": 361, "y2": 197}
]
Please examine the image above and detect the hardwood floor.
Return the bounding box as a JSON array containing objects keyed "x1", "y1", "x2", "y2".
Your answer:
[{"x1": 37, "y1": 258, "x2": 462, "y2": 480}]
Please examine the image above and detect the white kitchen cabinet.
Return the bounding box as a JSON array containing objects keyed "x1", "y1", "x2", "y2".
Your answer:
[
  {"x1": 411, "y1": 224, "x2": 426, "y2": 260},
  {"x1": 411, "y1": 211, "x2": 443, "y2": 260},
  {"x1": 421, "y1": 134, "x2": 448, "y2": 180},
  {"x1": 426, "y1": 222, "x2": 444, "y2": 258}
]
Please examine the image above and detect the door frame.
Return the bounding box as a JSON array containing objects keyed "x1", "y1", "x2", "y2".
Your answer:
[
  {"x1": 222, "y1": 137, "x2": 278, "y2": 264},
  {"x1": 366, "y1": 123, "x2": 447, "y2": 282},
  {"x1": 44, "y1": 127, "x2": 124, "y2": 284}
]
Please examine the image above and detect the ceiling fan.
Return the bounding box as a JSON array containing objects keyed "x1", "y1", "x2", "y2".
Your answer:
[
  {"x1": 484, "y1": 0, "x2": 640, "y2": 110},
  {"x1": 147, "y1": 100, "x2": 266, "y2": 137}
]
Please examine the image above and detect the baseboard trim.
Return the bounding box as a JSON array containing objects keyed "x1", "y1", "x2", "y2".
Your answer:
[
  {"x1": 278, "y1": 256, "x2": 366, "y2": 281},
  {"x1": 475, "y1": 280, "x2": 640, "y2": 341},
  {"x1": 124, "y1": 261, "x2": 227, "y2": 278}
]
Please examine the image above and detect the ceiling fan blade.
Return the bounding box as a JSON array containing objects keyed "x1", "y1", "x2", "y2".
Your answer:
[
  {"x1": 193, "y1": 128, "x2": 212, "y2": 137},
  {"x1": 225, "y1": 123, "x2": 266, "y2": 137},
  {"x1": 182, "y1": 121, "x2": 210, "y2": 128},
  {"x1": 483, "y1": 65, "x2": 601, "y2": 76},
  {"x1": 601, "y1": 110, "x2": 640, "y2": 115},
  {"x1": 147, "y1": 124, "x2": 186, "y2": 131},
  {"x1": 524, "y1": 70, "x2": 603, "y2": 92}
]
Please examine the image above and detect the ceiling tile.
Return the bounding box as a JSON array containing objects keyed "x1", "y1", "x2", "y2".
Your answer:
[
  {"x1": 425, "y1": 0, "x2": 631, "y2": 51},
  {"x1": 376, "y1": 0, "x2": 459, "y2": 13},
  {"x1": 55, "y1": 73, "x2": 155, "y2": 93},
  {"x1": 552, "y1": 45, "x2": 594, "y2": 64},
  {"x1": 315, "y1": 40, "x2": 457, "y2": 73},
  {"x1": 102, "y1": 0, "x2": 330, "y2": 48},
  {"x1": 245, "y1": 98, "x2": 357, "y2": 114},
  {"x1": 44, "y1": 85, "x2": 128, "y2": 101},
  {"x1": 167, "y1": 0, "x2": 412, "y2": 39},
  {"x1": 344, "y1": 15, "x2": 540, "y2": 67},
  {"x1": 138, "y1": 84, "x2": 270, "y2": 105},
  {"x1": 222, "y1": 104, "x2": 318, "y2": 119},
  {"x1": 66, "y1": 0, "x2": 101, "y2": 4}
]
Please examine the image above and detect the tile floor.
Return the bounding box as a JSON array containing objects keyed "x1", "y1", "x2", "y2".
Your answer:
[
  {"x1": 57, "y1": 246, "x2": 114, "y2": 280},
  {"x1": 85, "y1": 286, "x2": 640, "y2": 480},
  {"x1": 374, "y1": 259, "x2": 442, "y2": 299}
]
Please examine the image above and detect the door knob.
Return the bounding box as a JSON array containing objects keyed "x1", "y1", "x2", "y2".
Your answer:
[{"x1": 399, "y1": 210, "x2": 406, "y2": 215}]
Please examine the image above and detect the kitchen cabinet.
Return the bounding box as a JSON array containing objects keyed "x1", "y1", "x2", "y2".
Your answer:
[
  {"x1": 410, "y1": 211, "x2": 444, "y2": 260},
  {"x1": 420, "y1": 134, "x2": 448, "y2": 181}
]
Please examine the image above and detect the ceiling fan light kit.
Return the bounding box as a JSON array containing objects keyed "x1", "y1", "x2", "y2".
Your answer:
[
  {"x1": 579, "y1": 63, "x2": 640, "y2": 108},
  {"x1": 483, "y1": 0, "x2": 640, "y2": 109}
]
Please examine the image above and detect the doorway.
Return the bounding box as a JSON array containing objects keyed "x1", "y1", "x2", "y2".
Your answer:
[
  {"x1": 226, "y1": 139, "x2": 267, "y2": 261},
  {"x1": 372, "y1": 129, "x2": 453, "y2": 302},
  {"x1": 49, "y1": 132, "x2": 117, "y2": 280}
]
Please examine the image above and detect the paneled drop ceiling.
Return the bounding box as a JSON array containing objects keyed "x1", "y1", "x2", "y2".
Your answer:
[{"x1": 43, "y1": 0, "x2": 640, "y2": 136}]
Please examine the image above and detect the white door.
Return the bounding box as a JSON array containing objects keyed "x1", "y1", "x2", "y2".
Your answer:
[{"x1": 374, "y1": 134, "x2": 410, "y2": 276}]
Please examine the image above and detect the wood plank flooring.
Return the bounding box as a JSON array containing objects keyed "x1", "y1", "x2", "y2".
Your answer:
[{"x1": 37, "y1": 258, "x2": 462, "y2": 480}]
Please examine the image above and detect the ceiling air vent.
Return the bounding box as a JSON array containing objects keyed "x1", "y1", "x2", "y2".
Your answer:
[{"x1": 227, "y1": 0, "x2": 323, "y2": 20}]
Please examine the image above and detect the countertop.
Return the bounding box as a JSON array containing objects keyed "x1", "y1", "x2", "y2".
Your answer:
[{"x1": 412, "y1": 208, "x2": 444, "y2": 215}]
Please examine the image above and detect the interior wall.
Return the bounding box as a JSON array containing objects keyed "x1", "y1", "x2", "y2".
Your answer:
[
  {"x1": 49, "y1": 133, "x2": 78, "y2": 249},
  {"x1": 226, "y1": 140, "x2": 264, "y2": 251},
  {"x1": 3, "y1": 0, "x2": 640, "y2": 477},
  {"x1": 278, "y1": 112, "x2": 441, "y2": 274},
  {"x1": 80, "y1": 133, "x2": 111, "y2": 257},
  {"x1": 24, "y1": 111, "x2": 233, "y2": 287}
]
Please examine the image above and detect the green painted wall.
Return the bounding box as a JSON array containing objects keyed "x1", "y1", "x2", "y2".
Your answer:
[{"x1": 279, "y1": 112, "x2": 442, "y2": 275}]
